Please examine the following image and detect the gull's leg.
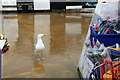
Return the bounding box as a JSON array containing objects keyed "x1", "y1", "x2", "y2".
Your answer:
[
  {"x1": 35, "y1": 53, "x2": 40, "y2": 60},
  {"x1": 40, "y1": 52, "x2": 45, "y2": 60},
  {"x1": 37, "y1": 53, "x2": 39, "y2": 56}
]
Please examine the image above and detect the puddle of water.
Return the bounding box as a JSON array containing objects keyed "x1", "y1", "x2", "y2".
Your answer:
[{"x1": 0, "y1": 13, "x2": 92, "y2": 78}]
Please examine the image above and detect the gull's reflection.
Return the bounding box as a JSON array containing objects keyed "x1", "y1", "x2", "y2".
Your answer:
[{"x1": 34, "y1": 60, "x2": 45, "y2": 75}]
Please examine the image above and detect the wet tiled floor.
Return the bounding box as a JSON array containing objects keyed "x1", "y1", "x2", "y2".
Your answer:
[{"x1": 0, "y1": 13, "x2": 92, "y2": 78}]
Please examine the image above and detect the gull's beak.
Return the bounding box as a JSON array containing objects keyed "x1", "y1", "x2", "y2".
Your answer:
[{"x1": 43, "y1": 34, "x2": 46, "y2": 36}]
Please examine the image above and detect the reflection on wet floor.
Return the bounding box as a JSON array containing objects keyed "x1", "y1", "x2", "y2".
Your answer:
[
  {"x1": 34, "y1": 60, "x2": 45, "y2": 75},
  {"x1": 0, "y1": 13, "x2": 92, "y2": 78},
  {"x1": 50, "y1": 13, "x2": 66, "y2": 55}
]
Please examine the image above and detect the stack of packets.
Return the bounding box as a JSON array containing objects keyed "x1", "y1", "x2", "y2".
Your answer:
[{"x1": 90, "y1": 19, "x2": 120, "y2": 34}]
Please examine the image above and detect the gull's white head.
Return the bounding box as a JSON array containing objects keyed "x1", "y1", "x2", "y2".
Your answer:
[{"x1": 37, "y1": 34, "x2": 46, "y2": 38}]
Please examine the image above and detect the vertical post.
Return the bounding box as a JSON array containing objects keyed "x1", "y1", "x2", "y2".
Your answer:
[{"x1": 0, "y1": 50, "x2": 1, "y2": 80}]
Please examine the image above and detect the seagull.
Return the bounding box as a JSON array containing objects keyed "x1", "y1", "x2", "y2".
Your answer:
[{"x1": 34, "y1": 34, "x2": 46, "y2": 56}]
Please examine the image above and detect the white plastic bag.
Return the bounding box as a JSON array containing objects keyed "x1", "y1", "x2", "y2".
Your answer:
[{"x1": 95, "y1": 0, "x2": 119, "y2": 21}]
